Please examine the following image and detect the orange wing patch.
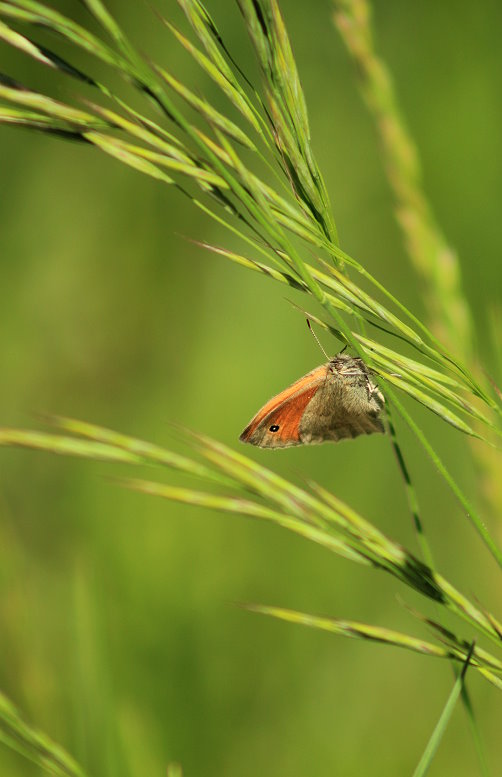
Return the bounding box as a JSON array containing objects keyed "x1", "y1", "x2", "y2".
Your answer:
[
  {"x1": 240, "y1": 365, "x2": 327, "y2": 445},
  {"x1": 263, "y1": 384, "x2": 320, "y2": 444}
]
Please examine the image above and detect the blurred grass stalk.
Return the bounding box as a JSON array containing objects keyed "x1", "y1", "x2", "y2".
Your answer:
[
  {"x1": 0, "y1": 688, "x2": 87, "y2": 777},
  {"x1": 1, "y1": 420, "x2": 502, "y2": 685},
  {"x1": 331, "y1": 2, "x2": 498, "y2": 769},
  {"x1": 332, "y1": 0, "x2": 473, "y2": 354},
  {"x1": 332, "y1": 0, "x2": 502, "y2": 529},
  {"x1": 0, "y1": 0, "x2": 501, "y2": 774}
]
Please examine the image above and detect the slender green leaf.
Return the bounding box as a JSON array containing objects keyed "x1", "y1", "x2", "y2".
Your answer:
[
  {"x1": 167, "y1": 7, "x2": 266, "y2": 137},
  {"x1": 0, "y1": 79, "x2": 108, "y2": 126},
  {"x1": 412, "y1": 643, "x2": 475, "y2": 777},
  {"x1": 0, "y1": 0, "x2": 126, "y2": 69},
  {"x1": 154, "y1": 63, "x2": 257, "y2": 149},
  {"x1": 123, "y1": 478, "x2": 370, "y2": 565},
  {"x1": 0, "y1": 690, "x2": 87, "y2": 777}
]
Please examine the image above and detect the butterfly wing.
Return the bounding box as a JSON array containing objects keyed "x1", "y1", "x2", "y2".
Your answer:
[
  {"x1": 298, "y1": 371, "x2": 385, "y2": 443},
  {"x1": 299, "y1": 364, "x2": 385, "y2": 445},
  {"x1": 299, "y1": 388, "x2": 384, "y2": 442},
  {"x1": 240, "y1": 359, "x2": 385, "y2": 449},
  {"x1": 239, "y1": 365, "x2": 328, "y2": 448}
]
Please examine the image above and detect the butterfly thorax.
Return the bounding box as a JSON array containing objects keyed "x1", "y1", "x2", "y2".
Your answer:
[{"x1": 328, "y1": 354, "x2": 384, "y2": 407}]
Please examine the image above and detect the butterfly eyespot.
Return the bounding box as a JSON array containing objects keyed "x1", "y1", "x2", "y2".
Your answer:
[{"x1": 269, "y1": 424, "x2": 280, "y2": 432}]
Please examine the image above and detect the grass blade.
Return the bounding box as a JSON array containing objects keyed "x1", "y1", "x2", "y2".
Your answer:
[
  {"x1": 246, "y1": 605, "x2": 502, "y2": 692},
  {"x1": 237, "y1": 0, "x2": 338, "y2": 244},
  {"x1": 123, "y1": 478, "x2": 370, "y2": 565},
  {"x1": 412, "y1": 643, "x2": 476, "y2": 777},
  {"x1": 246, "y1": 604, "x2": 453, "y2": 658},
  {"x1": 168, "y1": 4, "x2": 267, "y2": 138},
  {"x1": 332, "y1": 0, "x2": 473, "y2": 356},
  {"x1": 0, "y1": 690, "x2": 87, "y2": 777},
  {"x1": 0, "y1": 0, "x2": 127, "y2": 69},
  {"x1": 1, "y1": 420, "x2": 502, "y2": 662},
  {"x1": 387, "y1": 388, "x2": 502, "y2": 569}
]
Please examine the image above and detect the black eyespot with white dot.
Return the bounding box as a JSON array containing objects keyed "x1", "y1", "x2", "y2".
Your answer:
[{"x1": 269, "y1": 424, "x2": 280, "y2": 432}]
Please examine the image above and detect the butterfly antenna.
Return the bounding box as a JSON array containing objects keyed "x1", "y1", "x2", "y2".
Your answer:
[{"x1": 306, "y1": 319, "x2": 330, "y2": 360}]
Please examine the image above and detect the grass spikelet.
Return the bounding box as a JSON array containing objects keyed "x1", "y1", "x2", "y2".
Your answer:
[{"x1": 0, "y1": 690, "x2": 87, "y2": 777}]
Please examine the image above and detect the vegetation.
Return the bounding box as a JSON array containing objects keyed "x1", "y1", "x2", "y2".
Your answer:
[{"x1": 0, "y1": 0, "x2": 500, "y2": 774}]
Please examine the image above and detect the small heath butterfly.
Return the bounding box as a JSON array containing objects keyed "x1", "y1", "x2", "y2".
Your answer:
[{"x1": 240, "y1": 352, "x2": 385, "y2": 449}]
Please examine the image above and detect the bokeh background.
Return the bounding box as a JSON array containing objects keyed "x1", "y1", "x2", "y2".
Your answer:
[{"x1": 1, "y1": 1, "x2": 502, "y2": 775}]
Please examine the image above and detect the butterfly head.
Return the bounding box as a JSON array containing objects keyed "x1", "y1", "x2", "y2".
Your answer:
[{"x1": 330, "y1": 352, "x2": 368, "y2": 376}]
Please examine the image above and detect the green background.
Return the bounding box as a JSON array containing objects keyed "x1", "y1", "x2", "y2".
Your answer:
[{"x1": 1, "y1": 1, "x2": 502, "y2": 774}]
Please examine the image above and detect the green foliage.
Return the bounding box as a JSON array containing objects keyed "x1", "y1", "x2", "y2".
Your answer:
[{"x1": 0, "y1": 0, "x2": 501, "y2": 775}]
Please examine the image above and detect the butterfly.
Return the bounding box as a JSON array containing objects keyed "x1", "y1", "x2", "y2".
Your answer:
[{"x1": 239, "y1": 352, "x2": 385, "y2": 449}]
